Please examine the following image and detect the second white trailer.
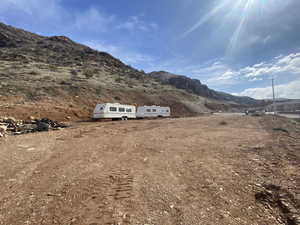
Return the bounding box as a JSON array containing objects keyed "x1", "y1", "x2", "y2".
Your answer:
[{"x1": 136, "y1": 106, "x2": 171, "y2": 118}]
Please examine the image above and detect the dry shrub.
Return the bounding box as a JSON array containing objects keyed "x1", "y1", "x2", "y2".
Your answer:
[{"x1": 219, "y1": 121, "x2": 227, "y2": 126}]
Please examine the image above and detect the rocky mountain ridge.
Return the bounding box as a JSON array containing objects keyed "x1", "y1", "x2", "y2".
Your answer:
[
  {"x1": 149, "y1": 71, "x2": 263, "y2": 106},
  {"x1": 0, "y1": 22, "x2": 262, "y2": 120}
]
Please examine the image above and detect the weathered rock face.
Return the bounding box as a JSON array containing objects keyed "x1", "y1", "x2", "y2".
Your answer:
[
  {"x1": 167, "y1": 76, "x2": 213, "y2": 97},
  {"x1": 149, "y1": 71, "x2": 263, "y2": 106},
  {"x1": 149, "y1": 71, "x2": 211, "y2": 96}
]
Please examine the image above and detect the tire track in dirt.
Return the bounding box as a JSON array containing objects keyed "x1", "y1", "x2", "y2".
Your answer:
[{"x1": 71, "y1": 169, "x2": 134, "y2": 225}]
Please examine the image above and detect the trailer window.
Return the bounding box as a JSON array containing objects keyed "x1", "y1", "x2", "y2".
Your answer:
[
  {"x1": 146, "y1": 109, "x2": 151, "y2": 112},
  {"x1": 166, "y1": 110, "x2": 169, "y2": 112},
  {"x1": 119, "y1": 107, "x2": 125, "y2": 112},
  {"x1": 126, "y1": 108, "x2": 132, "y2": 112},
  {"x1": 152, "y1": 109, "x2": 157, "y2": 112},
  {"x1": 109, "y1": 107, "x2": 117, "y2": 112}
]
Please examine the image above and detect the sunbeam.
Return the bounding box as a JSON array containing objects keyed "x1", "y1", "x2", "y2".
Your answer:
[
  {"x1": 181, "y1": 0, "x2": 278, "y2": 56},
  {"x1": 226, "y1": 0, "x2": 256, "y2": 56},
  {"x1": 181, "y1": 0, "x2": 231, "y2": 38}
]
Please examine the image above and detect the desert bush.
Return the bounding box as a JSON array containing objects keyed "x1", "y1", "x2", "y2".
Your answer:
[
  {"x1": 219, "y1": 121, "x2": 227, "y2": 125},
  {"x1": 95, "y1": 87, "x2": 101, "y2": 95},
  {"x1": 294, "y1": 118, "x2": 300, "y2": 123},
  {"x1": 273, "y1": 127, "x2": 289, "y2": 133},
  {"x1": 115, "y1": 77, "x2": 122, "y2": 83},
  {"x1": 60, "y1": 80, "x2": 70, "y2": 85},
  {"x1": 70, "y1": 69, "x2": 78, "y2": 76},
  {"x1": 28, "y1": 70, "x2": 40, "y2": 75},
  {"x1": 83, "y1": 69, "x2": 94, "y2": 79},
  {"x1": 49, "y1": 64, "x2": 59, "y2": 72},
  {"x1": 42, "y1": 76, "x2": 53, "y2": 81}
]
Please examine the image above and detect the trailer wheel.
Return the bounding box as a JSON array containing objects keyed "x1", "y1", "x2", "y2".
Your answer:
[{"x1": 122, "y1": 117, "x2": 128, "y2": 121}]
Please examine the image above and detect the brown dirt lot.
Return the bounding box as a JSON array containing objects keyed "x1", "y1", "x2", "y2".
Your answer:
[{"x1": 0, "y1": 115, "x2": 299, "y2": 225}]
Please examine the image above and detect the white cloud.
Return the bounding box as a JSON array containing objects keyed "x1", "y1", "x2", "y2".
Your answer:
[
  {"x1": 84, "y1": 41, "x2": 155, "y2": 67},
  {"x1": 0, "y1": 0, "x2": 63, "y2": 22},
  {"x1": 159, "y1": 52, "x2": 300, "y2": 99},
  {"x1": 195, "y1": 52, "x2": 300, "y2": 86},
  {"x1": 73, "y1": 8, "x2": 115, "y2": 32},
  {"x1": 241, "y1": 53, "x2": 300, "y2": 78},
  {"x1": 117, "y1": 16, "x2": 158, "y2": 32},
  {"x1": 236, "y1": 79, "x2": 300, "y2": 99},
  {"x1": 171, "y1": 61, "x2": 240, "y2": 88},
  {"x1": 0, "y1": 0, "x2": 157, "y2": 35}
]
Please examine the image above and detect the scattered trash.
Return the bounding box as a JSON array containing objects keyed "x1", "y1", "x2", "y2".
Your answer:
[
  {"x1": 0, "y1": 124, "x2": 8, "y2": 137},
  {"x1": 0, "y1": 116, "x2": 68, "y2": 137}
]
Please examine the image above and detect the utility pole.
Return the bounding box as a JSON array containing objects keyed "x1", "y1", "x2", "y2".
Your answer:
[{"x1": 272, "y1": 77, "x2": 276, "y2": 114}]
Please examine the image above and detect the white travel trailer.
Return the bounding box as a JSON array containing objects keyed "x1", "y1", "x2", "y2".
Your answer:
[
  {"x1": 136, "y1": 105, "x2": 171, "y2": 118},
  {"x1": 93, "y1": 103, "x2": 136, "y2": 120}
]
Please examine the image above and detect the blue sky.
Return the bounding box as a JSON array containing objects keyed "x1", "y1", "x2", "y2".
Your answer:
[{"x1": 1, "y1": 0, "x2": 300, "y2": 99}]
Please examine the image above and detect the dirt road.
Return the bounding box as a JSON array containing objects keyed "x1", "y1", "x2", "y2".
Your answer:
[{"x1": 0, "y1": 115, "x2": 299, "y2": 225}]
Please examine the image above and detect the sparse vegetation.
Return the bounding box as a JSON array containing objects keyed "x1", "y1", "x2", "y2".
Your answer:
[
  {"x1": 273, "y1": 127, "x2": 289, "y2": 133},
  {"x1": 83, "y1": 69, "x2": 94, "y2": 79},
  {"x1": 60, "y1": 80, "x2": 70, "y2": 85},
  {"x1": 115, "y1": 77, "x2": 122, "y2": 83},
  {"x1": 219, "y1": 121, "x2": 228, "y2": 125},
  {"x1": 294, "y1": 118, "x2": 300, "y2": 123},
  {"x1": 49, "y1": 64, "x2": 59, "y2": 72},
  {"x1": 28, "y1": 70, "x2": 40, "y2": 75},
  {"x1": 70, "y1": 69, "x2": 78, "y2": 76}
]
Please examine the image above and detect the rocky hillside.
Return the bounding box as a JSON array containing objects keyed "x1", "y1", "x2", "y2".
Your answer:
[
  {"x1": 0, "y1": 22, "x2": 258, "y2": 121},
  {"x1": 149, "y1": 71, "x2": 264, "y2": 106}
]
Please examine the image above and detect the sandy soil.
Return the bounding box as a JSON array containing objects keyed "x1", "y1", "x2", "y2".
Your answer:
[{"x1": 0, "y1": 115, "x2": 299, "y2": 225}]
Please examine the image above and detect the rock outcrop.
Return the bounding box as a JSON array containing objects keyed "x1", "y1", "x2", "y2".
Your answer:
[{"x1": 149, "y1": 71, "x2": 264, "y2": 106}]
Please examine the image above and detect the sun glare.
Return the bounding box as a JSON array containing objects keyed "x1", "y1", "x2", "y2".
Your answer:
[{"x1": 182, "y1": 0, "x2": 273, "y2": 55}]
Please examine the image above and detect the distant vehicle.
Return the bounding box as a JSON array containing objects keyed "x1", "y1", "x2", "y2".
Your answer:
[
  {"x1": 245, "y1": 110, "x2": 265, "y2": 116},
  {"x1": 265, "y1": 111, "x2": 277, "y2": 115},
  {"x1": 92, "y1": 103, "x2": 136, "y2": 120},
  {"x1": 136, "y1": 105, "x2": 171, "y2": 118}
]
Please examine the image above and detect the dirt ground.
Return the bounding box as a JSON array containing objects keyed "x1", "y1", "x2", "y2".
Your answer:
[{"x1": 0, "y1": 115, "x2": 299, "y2": 225}]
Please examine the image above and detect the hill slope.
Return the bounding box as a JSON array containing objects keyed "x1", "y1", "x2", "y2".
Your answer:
[{"x1": 0, "y1": 22, "x2": 258, "y2": 120}]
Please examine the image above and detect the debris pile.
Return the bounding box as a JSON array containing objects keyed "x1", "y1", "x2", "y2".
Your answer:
[{"x1": 0, "y1": 117, "x2": 68, "y2": 137}]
